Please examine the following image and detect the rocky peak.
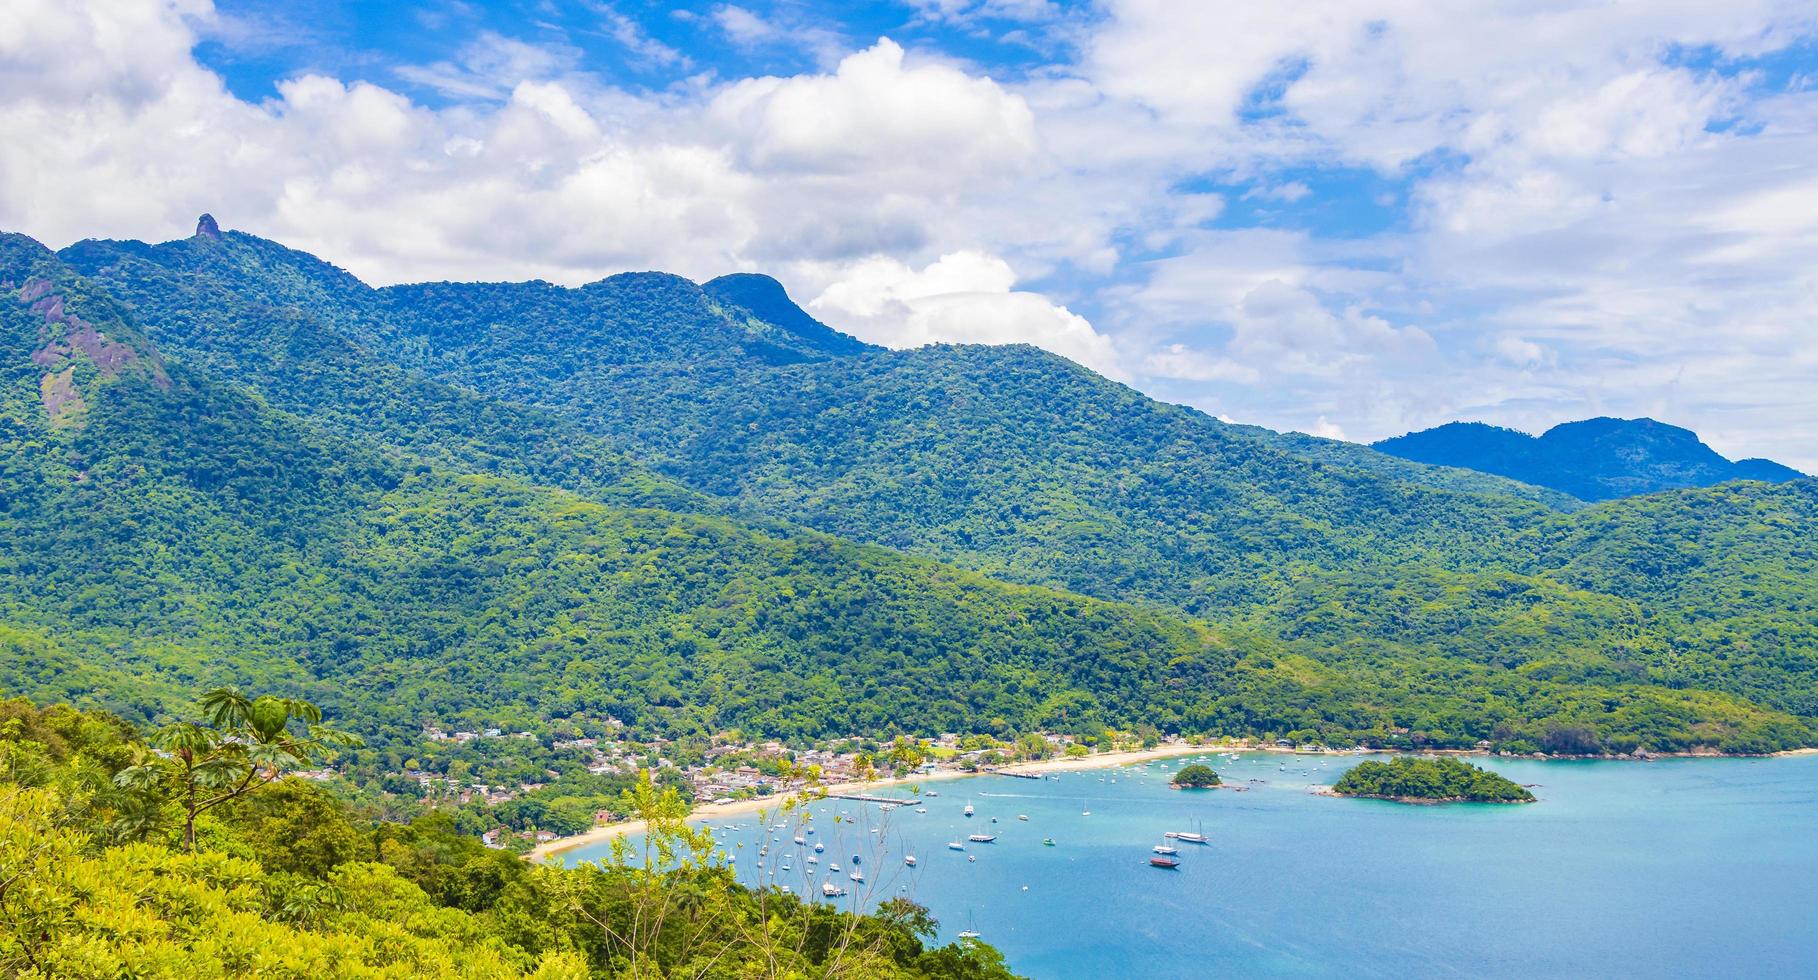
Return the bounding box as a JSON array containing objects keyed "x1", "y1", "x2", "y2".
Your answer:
[{"x1": 195, "y1": 213, "x2": 222, "y2": 240}]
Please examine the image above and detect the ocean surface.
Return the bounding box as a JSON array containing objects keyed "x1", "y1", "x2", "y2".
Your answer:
[{"x1": 557, "y1": 752, "x2": 1818, "y2": 978}]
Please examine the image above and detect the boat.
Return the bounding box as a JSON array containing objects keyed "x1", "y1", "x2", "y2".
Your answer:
[
  {"x1": 851, "y1": 854, "x2": 861, "y2": 865},
  {"x1": 1150, "y1": 855, "x2": 1181, "y2": 869},
  {"x1": 1164, "y1": 821, "x2": 1211, "y2": 844},
  {"x1": 947, "y1": 842, "x2": 965, "y2": 851},
  {"x1": 916, "y1": 807, "x2": 928, "y2": 814},
  {"x1": 814, "y1": 842, "x2": 824, "y2": 853},
  {"x1": 925, "y1": 791, "x2": 939, "y2": 797},
  {"x1": 904, "y1": 855, "x2": 918, "y2": 867},
  {"x1": 805, "y1": 827, "x2": 815, "y2": 836},
  {"x1": 807, "y1": 855, "x2": 818, "y2": 864},
  {"x1": 1017, "y1": 814, "x2": 1029, "y2": 821},
  {"x1": 1042, "y1": 838, "x2": 1055, "y2": 846},
  {"x1": 849, "y1": 870, "x2": 865, "y2": 882},
  {"x1": 793, "y1": 836, "x2": 805, "y2": 845},
  {"x1": 1152, "y1": 845, "x2": 1179, "y2": 855},
  {"x1": 822, "y1": 881, "x2": 845, "y2": 897},
  {"x1": 968, "y1": 834, "x2": 996, "y2": 843},
  {"x1": 968, "y1": 855, "x2": 977, "y2": 862},
  {"x1": 829, "y1": 862, "x2": 841, "y2": 872},
  {"x1": 963, "y1": 803, "x2": 974, "y2": 817}
]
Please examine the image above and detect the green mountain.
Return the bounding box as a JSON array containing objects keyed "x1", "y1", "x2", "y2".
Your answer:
[
  {"x1": 1373, "y1": 418, "x2": 1806, "y2": 501},
  {"x1": 62, "y1": 227, "x2": 1575, "y2": 616},
  {"x1": 6, "y1": 220, "x2": 1817, "y2": 757}
]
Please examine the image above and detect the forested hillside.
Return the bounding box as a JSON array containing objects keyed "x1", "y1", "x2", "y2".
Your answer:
[
  {"x1": 0, "y1": 695, "x2": 1015, "y2": 978},
  {"x1": 4, "y1": 221, "x2": 1815, "y2": 758}
]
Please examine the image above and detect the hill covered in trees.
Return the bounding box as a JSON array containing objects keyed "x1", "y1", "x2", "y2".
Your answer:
[
  {"x1": 1, "y1": 219, "x2": 1814, "y2": 761},
  {"x1": 0, "y1": 694, "x2": 1016, "y2": 978},
  {"x1": 1331, "y1": 757, "x2": 1536, "y2": 803}
]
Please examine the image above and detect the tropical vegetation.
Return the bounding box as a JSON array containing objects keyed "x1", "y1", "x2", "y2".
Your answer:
[
  {"x1": 4, "y1": 223, "x2": 1818, "y2": 771},
  {"x1": 1170, "y1": 764, "x2": 1220, "y2": 788},
  {"x1": 0, "y1": 693, "x2": 1019, "y2": 978},
  {"x1": 1331, "y1": 757, "x2": 1536, "y2": 803}
]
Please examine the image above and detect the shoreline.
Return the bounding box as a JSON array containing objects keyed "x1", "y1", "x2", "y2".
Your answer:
[
  {"x1": 528, "y1": 742, "x2": 1818, "y2": 861},
  {"x1": 528, "y1": 742, "x2": 1225, "y2": 861}
]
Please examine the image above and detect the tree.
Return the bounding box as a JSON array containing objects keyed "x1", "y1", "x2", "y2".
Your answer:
[
  {"x1": 1015, "y1": 733, "x2": 1051, "y2": 761},
  {"x1": 115, "y1": 687, "x2": 360, "y2": 851},
  {"x1": 1171, "y1": 764, "x2": 1221, "y2": 788}
]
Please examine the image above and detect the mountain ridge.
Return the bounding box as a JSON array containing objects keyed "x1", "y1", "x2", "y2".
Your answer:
[
  {"x1": 1374, "y1": 417, "x2": 1806, "y2": 501},
  {"x1": 7, "y1": 218, "x2": 1817, "y2": 758}
]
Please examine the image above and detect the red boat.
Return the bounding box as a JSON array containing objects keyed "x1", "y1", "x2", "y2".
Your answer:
[{"x1": 1150, "y1": 855, "x2": 1180, "y2": 869}]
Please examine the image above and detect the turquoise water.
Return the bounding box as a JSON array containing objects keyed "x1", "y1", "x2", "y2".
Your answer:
[{"x1": 559, "y1": 752, "x2": 1818, "y2": 978}]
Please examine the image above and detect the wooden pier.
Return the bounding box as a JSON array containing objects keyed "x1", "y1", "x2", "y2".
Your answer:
[{"x1": 823, "y1": 792, "x2": 917, "y2": 805}]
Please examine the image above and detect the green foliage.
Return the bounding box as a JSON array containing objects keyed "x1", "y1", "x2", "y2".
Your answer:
[
  {"x1": 1331, "y1": 757, "x2": 1536, "y2": 803},
  {"x1": 1171, "y1": 764, "x2": 1220, "y2": 787},
  {"x1": 0, "y1": 697, "x2": 1023, "y2": 979},
  {"x1": 2, "y1": 227, "x2": 1815, "y2": 761}
]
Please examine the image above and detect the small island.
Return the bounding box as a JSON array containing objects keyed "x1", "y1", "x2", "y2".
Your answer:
[
  {"x1": 1330, "y1": 757, "x2": 1535, "y2": 804},
  {"x1": 1171, "y1": 763, "x2": 1222, "y2": 788}
]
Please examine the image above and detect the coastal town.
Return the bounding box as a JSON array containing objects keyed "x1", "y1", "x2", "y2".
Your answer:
[
  {"x1": 308, "y1": 720, "x2": 1259, "y2": 850},
  {"x1": 309, "y1": 720, "x2": 1367, "y2": 853}
]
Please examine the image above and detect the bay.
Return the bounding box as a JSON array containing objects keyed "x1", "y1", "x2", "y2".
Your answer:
[{"x1": 558, "y1": 752, "x2": 1818, "y2": 978}]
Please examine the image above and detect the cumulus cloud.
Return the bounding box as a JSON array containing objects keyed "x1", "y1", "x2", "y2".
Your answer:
[
  {"x1": 708, "y1": 39, "x2": 1037, "y2": 181},
  {"x1": 4, "y1": 0, "x2": 1818, "y2": 466},
  {"x1": 807, "y1": 251, "x2": 1124, "y2": 377}
]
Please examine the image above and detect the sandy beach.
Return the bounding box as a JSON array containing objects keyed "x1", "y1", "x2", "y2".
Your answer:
[{"x1": 527, "y1": 741, "x2": 1245, "y2": 861}]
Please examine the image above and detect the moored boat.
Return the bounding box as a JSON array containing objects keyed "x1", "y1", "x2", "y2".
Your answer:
[{"x1": 1150, "y1": 855, "x2": 1181, "y2": 869}]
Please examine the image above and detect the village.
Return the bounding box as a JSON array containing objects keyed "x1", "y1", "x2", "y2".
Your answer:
[{"x1": 377, "y1": 723, "x2": 1147, "y2": 849}]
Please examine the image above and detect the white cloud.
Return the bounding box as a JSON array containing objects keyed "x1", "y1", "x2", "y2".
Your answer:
[
  {"x1": 5, "y1": 0, "x2": 1818, "y2": 467},
  {"x1": 712, "y1": 5, "x2": 780, "y2": 47},
  {"x1": 806, "y1": 250, "x2": 1124, "y2": 377},
  {"x1": 392, "y1": 32, "x2": 579, "y2": 100},
  {"x1": 1141, "y1": 344, "x2": 1260, "y2": 384},
  {"x1": 708, "y1": 39, "x2": 1037, "y2": 180}
]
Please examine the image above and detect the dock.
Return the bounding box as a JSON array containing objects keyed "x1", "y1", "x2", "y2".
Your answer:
[
  {"x1": 983, "y1": 768, "x2": 1044, "y2": 780},
  {"x1": 823, "y1": 792, "x2": 918, "y2": 805}
]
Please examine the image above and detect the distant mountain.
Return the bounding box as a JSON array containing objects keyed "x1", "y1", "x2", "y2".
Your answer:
[{"x1": 1373, "y1": 418, "x2": 1807, "y2": 501}]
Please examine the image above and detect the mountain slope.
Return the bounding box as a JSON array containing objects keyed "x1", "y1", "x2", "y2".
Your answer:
[
  {"x1": 1373, "y1": 418, "x2": 1807, "y2": 501},
  {"x1": 15, "y1": 222, "x2": 1818, "y2": 755},
  {"x1": 0, "y1": 237, "x2": 1287, "y2": 744},
  {"x1": 59, "y1": 225, "x2": 703, "y2": 511},
  {"x1": 64, "y1": 224, "x2": 1584, "y2": 618},
  {"x1": 578, "y1": 342, "x2": 1564, "y2": 615}
]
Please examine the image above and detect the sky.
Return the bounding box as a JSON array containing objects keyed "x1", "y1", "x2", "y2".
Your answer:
[{"x1": 4, "y1": 1, "x2": 1818, "y2": 468}]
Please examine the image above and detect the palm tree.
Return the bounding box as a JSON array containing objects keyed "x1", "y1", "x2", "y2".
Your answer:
[{"x1": 115, "y1": 687, "x2": 361, "y2": 851}]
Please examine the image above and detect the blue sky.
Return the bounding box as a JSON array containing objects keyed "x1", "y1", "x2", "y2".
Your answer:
[{"x1": 6, "y1": 0, "x2": 1818, "y2": 468}]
